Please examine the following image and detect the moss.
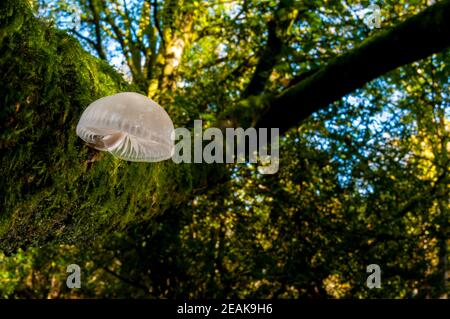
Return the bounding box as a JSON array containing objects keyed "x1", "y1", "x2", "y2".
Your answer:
[
  {"x1": 219, "y1": 93, "x2": 274, "y2": 128},
  {"x1": 0, "y1": 0, "x2": 221, "y2": 254}
]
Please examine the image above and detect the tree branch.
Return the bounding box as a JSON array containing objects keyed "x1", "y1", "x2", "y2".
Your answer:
[
  {"x1": 242, "y1": 0, "x2": 297, "y2": 98},
  {"x1": 152, "y1": 0, "x2": 165, "y2": 51},
  {"x1": 252, "y1": 0, "x2": 450, "y2": 134},
  {"x1": 87, "y1": 0, "x2": 107, "y2": 60},
  {"x1": 102, "y1": 267, "x2": 150, "y2": 294},
  {"x1": 242, "y1": 20, "x2": 282, "y2": 98},
  {"x1": 69, "y1": 29, "x2": 97, "y2": 50}
]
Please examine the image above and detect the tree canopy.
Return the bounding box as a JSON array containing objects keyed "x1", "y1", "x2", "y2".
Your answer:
[{"x1": 0, "y1": 0, "x2": 449, "y2": 298}]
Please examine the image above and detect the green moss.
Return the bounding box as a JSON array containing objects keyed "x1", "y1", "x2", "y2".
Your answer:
[
  {"x1": 220, "y1": 93, "x2": 274, "y2": 128},
  {"x1": 0, "y1": 0, "x2": 220, "y2": 254}
]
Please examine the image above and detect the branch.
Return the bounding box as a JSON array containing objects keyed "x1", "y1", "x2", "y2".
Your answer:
[
  {"x1": 99, "y1": 0, "x2": 127, "y2": 53},
  {"x1": 69, "y1": 29, "x2": 97, "y2": 48},
  {"x1": 242, "y1": 0, "x2": 298, "y2": 98},
  {"x1": 123, "y1": 0, "x2": 146, "y2": 55},
  {"x1": 152, "y1": 0, "x2": 165, "y2": 51},
  {"x1": 251, "y1": 0, "x2": 450, "y2": 134},
  {"x1": 102, "y1": 267, "x2": 150, "y2": 294},
  {"x1": 218, "y1": 55, "x2": 255, "y2": 86},
  {"x1": 242, "y1": 20, "x2": 282, "y2": 98},
  {"x1": 87, "y1": 0, "x2": 107, "y2": 60}
]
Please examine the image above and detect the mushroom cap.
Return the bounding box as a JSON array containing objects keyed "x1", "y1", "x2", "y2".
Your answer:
[{"x1": 76, "y1": 92, "x2": 174, "y2": 162}]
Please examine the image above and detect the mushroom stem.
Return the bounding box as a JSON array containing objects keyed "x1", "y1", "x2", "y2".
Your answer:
[{"x1": 91, "y1": 132, "x2": 125, "y2": 151}]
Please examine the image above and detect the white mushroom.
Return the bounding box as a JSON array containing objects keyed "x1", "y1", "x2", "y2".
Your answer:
[{"x1": 76, "y1": 92, "x2": 174, "y2": 162}]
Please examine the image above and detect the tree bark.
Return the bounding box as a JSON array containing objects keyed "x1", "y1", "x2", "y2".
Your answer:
[{"x1": 242, "y1": 0, "x2": 298, "y2": 98}]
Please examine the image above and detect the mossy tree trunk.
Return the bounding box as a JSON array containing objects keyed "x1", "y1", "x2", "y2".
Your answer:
[{"x1": 0, "y1": 0, "x2": 225, "y2": 254}]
